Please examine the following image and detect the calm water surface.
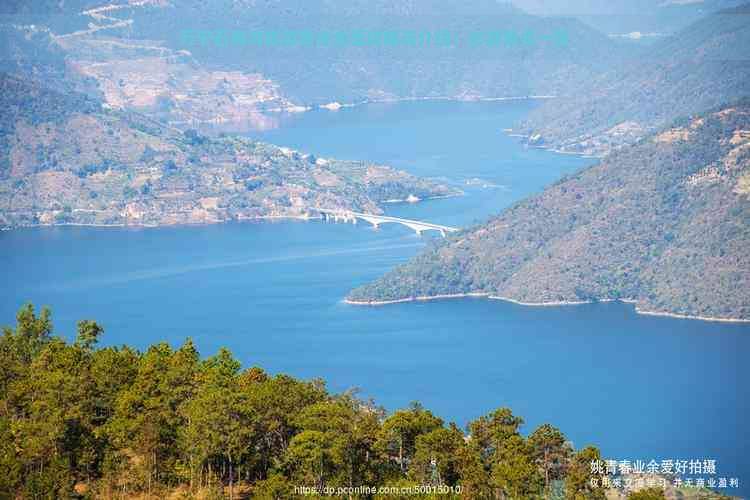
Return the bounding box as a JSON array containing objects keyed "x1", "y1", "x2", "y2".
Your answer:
[{"x1": 2, "y1": 101, "x2": 748, "y2": 494}]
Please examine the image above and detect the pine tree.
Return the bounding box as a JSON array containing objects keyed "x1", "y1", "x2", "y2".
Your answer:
[{"x1": 528, "y1": 423, "x2": 571, "y2": 494}]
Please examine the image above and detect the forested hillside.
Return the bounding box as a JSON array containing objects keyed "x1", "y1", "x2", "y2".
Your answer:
[
  {"x1": 1, "y1": 304, "x2": 737, "y2": 499},
  {"x1": 0, "y1": 74, "x2": 456, "y2": 228},
  {"x1": 0, "y1": 304, "x2": 600, "y2": 499},
  {"x1": 349, "y1": 103, "x2": 750, "y2": 321},
  {"x1": 517, "y1": 4, "x2": 750, "y2": 156}
]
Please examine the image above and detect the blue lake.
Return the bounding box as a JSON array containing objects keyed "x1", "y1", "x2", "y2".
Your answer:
[{"x1": 2, "y1": 100, "x2": 748, "y2": 494}]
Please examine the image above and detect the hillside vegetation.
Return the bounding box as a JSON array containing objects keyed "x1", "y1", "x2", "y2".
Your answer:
[
  {"x1": 1, "y1": 304, "x2": 736, "y2": 499},
  {"x1": 0, "y1": 304, "x2": 599, "y2": 499},
  {"x1": 349, "y1": 103, "x2": 750, "y2": 321}
]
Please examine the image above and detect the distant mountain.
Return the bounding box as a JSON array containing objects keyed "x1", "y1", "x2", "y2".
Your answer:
[
  {"x1": 125, "y1": 0, "x2": 631, "y2": 103},
  {"x1": 0, "y1": 0, "x2": 636, "y2": 130},
  {"x1": 9, "y1": 0, "x2": 629, "y2": 108},
  {"x1": 349, "y1": 102, "x2": 750, "y2": 321},
  {"x1": 517, "y1": 4, "x2": 750, "y2": 156},
  {"x1": 509, "y1": 0, "x2": 746, "y2": 35},
  {"x1": 0, "y1": 74, "x2": 456, "y2": 228}
]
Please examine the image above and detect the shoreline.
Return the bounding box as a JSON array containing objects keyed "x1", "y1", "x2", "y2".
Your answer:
[
  {"x1": 381, "y1": 192, "x2": 465, "y2": 204},
  {"x1": 503, "y1": 130, "x2": 605, "y2": 159},
  {"x1": 488, "y1": 295, "x2": 606, "y2": 307},
  {"x1": 173, "y1": 95, "x2": 558, "y2": 128},
  {"x1": 313, "y1": 94, "x2": 557, "y2": 112},
  {"x1": 344, "y1": 292, "x2": 490, "y2": 306},
  {"x1": 345, "y1": 293, "x2": 750, "y2": 323},
  {"x1": 633, "y1": 307, "x2": 750, "y2": 323},
  {"x1": 0, "y1": 191, "x2": 466, "y2": 232},
  {"x1": 1, "y1": 214, "x2": 327, "y2": 232},
  {"x1": 348, "y1": 94, "x2": 557, "y2": 107}
]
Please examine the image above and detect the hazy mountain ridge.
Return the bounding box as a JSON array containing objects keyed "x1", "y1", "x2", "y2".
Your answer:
[
  {"x1": 349, "y1": 102, "x2": 750, "y2": 321},
  {"x1": 517, "y1": 3, "x2": 750, "y2": 156},
  {"x1": 510, "y1": 0, "x2": 746, "y2": 34},
  {"x1": 3, "y1": 0, "x2": 635, "y2": 130},
  {"x1": 121, "y1": 0, "x2": 633, "y2": 104},
  {"x1": 0, "y1": 74, "x2": 456, "y2": 228}
]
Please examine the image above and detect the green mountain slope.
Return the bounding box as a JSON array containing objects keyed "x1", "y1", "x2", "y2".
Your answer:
[
  {"x1": 349, "y1": 102, "x2": 750, "y2": 321},
  {"x1": 517, "y1": 4, "x2": 750, "y2": 156},
  {"x1": 0, "y1": 303, "x2": 737, "y2": 498},
  {"x1": 0, "y1": 74, "x2": 456, "y2": 228}
]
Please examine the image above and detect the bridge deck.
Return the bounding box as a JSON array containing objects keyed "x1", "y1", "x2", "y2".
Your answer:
[{"x1": 318, "y1": 209, "x2": 459, "y2": 233}]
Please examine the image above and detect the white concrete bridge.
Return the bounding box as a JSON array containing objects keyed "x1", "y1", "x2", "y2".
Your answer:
[{"x1": 318, "y1": 209, "x2": 459, "y2": 237}]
